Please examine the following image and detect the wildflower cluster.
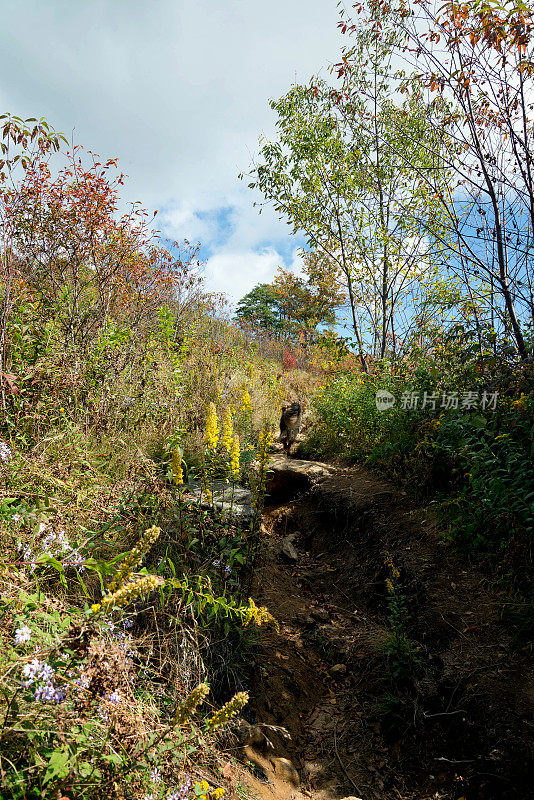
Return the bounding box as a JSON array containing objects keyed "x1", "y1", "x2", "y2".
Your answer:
[
  {"x1": 230, "y1": 434, "x2": 240, "y2": 480},
  {"x1": 20, "y1": 658, "x2": 66, "y2": 704},
  {"x1": 241, "y1": 388, "x2": 253, "y2": 414},
  {"x1": 380, "y1": 550, "x2": 421, "y2": 679},
  {"x1": 172, "y1": 447, "x2": 184, "y2": 486},
  {"x1": 194, "y1": 781, "x2": 225, "y2": 800},
  {"x1": 42, "y1": 528, "x2": 86, "y2": 570},
  {"x1": 512, "y1": 392, "x2": 529, "y2": 411},
  {"x1": 257, "y1": 425, "x2": 272, "y2": 468},
  {"x1": 167, "y1": 775, "x2": 192, "y2": 800},
  {"x1": 207, "y1": 690, "x2": 248, "y2": 729},
  {"x1": 0, "y1": 440, "x2": 12, "y2": 464},
  {"x1": 205, "y1": 402, "x2": 219, "y2": 450},
  {"x1": 14, "y1": 625, "x2": 32, "y2": 645},
  {"x1": 93, "y1": 574, "x2": 164, "y2": 613},
  {"x1": 213, "y1": 558, "x2": 232, "y2": 578},
  {"x1": 384, "y1": 551, "x2": 400, "y2": 595},
  {"x1": 108, "y1": 525, "x2": 162, "y2": 593},
  {"x1": 172, "y1": 682, "x2": 210, "y2": 726},
  {"x1": 202, "y1": 487, "x2": 213, "y2": 504},
  {"x1": 17, "y1": 524, "x2": 86, "y2": 574},
  {"x1": 243, "y1": 597, "x2": 277, "y2": 628},
  {"x1": 221, "y1": 408, "x2": 233, "y2": 453}
]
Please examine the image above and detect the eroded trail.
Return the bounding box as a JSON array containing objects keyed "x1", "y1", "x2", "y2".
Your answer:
[{"x1": 239, "y1": 457, "x2": 534, "y2": 800}]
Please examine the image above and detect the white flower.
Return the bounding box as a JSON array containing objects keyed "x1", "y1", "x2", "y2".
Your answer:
[
  {"x1": 14, "y1": 625, "x2": 31, "y2": 645},
  {"x1": 22, "y1": 658, "x2": 43, "y2": 685},
  {"x1": 40, "y1": 663, "x2": 55, "y2": 682},
  {"x1": 0, "y1": 441, "x2": 12, "y2": 464},
  {"x1": 12, "y1": 513, "x2": 22, "y2": 522}
]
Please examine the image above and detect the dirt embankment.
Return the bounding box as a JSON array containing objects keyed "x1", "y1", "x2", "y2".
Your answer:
[{"x1": 235, "y1": 461, "x2": 534, "y2": 800}]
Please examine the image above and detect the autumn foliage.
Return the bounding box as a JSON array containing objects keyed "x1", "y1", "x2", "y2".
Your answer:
[{"x1": 0, "y1": 115, "x2": 203, "y2": 411}]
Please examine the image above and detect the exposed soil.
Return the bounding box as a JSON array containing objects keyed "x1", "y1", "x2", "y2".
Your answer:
[{"x1": 236, "y1": 459, "x2": 534, "y2": 800}]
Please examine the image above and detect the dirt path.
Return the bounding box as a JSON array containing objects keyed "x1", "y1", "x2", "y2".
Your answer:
[{"x1": 237, "y1": 458, "x2": 534, "y2": 800}]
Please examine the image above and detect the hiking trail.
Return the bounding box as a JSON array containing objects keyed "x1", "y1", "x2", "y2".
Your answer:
[{"x1": 230, "y1": 450, "x2": 534, "y2": 800}]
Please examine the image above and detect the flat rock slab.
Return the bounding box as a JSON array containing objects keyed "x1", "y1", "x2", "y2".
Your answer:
[
  {"x1": 266, "y1": 456, "x2": 333, "y2": 498},
  {"x1": 184, "y1": 480, "x2": 252, "y2": 523}
]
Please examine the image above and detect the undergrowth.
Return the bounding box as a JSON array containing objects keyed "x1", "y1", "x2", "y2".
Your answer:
[{"x1": 304, "y1": 356, "x2": 534, "y2": 642}]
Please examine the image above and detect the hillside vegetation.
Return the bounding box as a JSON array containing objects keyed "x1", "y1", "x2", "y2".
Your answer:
[
  {"x1": 0, "y1": 115, "x2": 324, "y2": 799},
  {"x1": 2, "y1": 0, "x2": 534, "y2": 797}
]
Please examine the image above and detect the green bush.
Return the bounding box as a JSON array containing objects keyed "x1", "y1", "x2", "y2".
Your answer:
[{"x1": 307, "y1": 365, "x2": 534, "y2": 586}]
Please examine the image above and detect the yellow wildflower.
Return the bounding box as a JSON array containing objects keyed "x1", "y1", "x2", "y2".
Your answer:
[
  {"x1": 207, "y1": 691, "x2": 249, "y2": 729},
  {"x1": 108, "y1": 525, "x2": 162, "y2": 593},
  {"x1": 211, "y1": 789, "x2": 225, "y2": 800},
  {"x1": 203, "y1": 487, "x2": 213, "y2": 504},
  {"x1": 222, "y1": 408, "x2": 233, "y2": 454},
  {"x1": 243, "y1": 597, "x2": 277, "y2": 628},
  {"x1": 172, "y1": 448, "x2": 184, "y2": 485},
  {"x1": 173, "y1": 683, "x2": 210, "y2": 726},
  {"x1": 205, "y1": 402, "x2": 219, "y2": 450},
  {"x1": 512, "y1": 393, "x2": 528, "y2": 410},
  {"x1": 384, "y1": 551, "x2": 400, "y2": 580},
  {"x1": 199, "y1": 782, "x2": 210, "y2": 793},
  {"x1": 241, "y1": 388, "x2": 252, "y2": 414},
  {"x1": 230, "y1": 435, "x2": 240, "y2": 480},
  {"x1": 91, "y1": 603, "x2": 101, "y2": 613},
  {"x1": 101, "y1": 574, "x2": 164, "y2": 610}
]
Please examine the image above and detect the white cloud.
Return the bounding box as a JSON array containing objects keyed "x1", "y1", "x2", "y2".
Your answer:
[
  {"x1": 205, "y1": 244, "x2": 304, "y2": 305},
  {"x1": 0, "y1": 0, "x2": 346, "y2": 298},
  {"x1": 206, "y1": 249, "x2": 281, "y2": 302}
]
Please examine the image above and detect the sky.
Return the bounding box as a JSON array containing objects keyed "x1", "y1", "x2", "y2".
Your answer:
[{"x1": 0, "y1": 0, "x2": 347, "y2": 305}]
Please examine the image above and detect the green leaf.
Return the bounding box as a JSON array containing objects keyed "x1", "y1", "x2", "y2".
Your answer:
[
  {"x1": 44, "y1": 747, "x2": 70, "y2": 784},
  {"x1": 36, "y1": 554, "x2": 67, "y2": 588},
  {"x1": 78, "y1": 761, "x2": 94, "y2": 778},
  {"x1": 103, "y1": 752, "x2": 122, "y2": 766}
]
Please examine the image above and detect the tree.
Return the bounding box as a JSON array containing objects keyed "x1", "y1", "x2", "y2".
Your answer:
[
  {"x1": 235, "y1": 283, "x2": 285, "y2": 335},
  {"x1": 338, "y1": 0, "x2": 534, "y2": 360},
  {"x1": 0, "y1": 114, "x2": 65, "y2": 409},
  {"x1": 272, "y1": 250, "x2": 346, "y2": 343},
  {"x1": 243, "y1": 15, "x2": 449, "y2": 368}
]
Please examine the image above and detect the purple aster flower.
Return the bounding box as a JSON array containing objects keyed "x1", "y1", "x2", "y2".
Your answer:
[
  {"x1": 53, "y1": 686, "x2": 67, "y2": 703},
  {"x1": 65, "y1": 549, "x2": 86, "y2": 571},
  {"x1": 34, "y1": 683, "x2": 57, "y2": 703}
]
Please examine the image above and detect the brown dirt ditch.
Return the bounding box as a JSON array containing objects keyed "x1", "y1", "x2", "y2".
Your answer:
[{"x1": 237, "y1": 462, "x2": 534, "y2": 800}]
